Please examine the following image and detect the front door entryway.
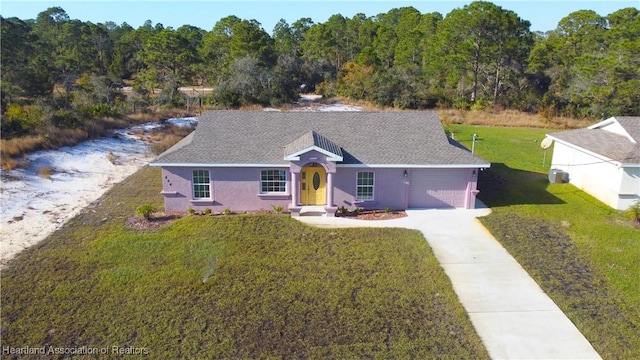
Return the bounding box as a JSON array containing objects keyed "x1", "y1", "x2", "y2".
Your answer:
[{"x1": 300, "y1": 165, "x2": 326, "y2": 205}]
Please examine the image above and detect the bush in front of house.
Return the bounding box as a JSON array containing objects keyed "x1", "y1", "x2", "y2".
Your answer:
[
  {"x1": 135, "y1": 203, "x2": 155, "y2": 220},
  {"x1": 626, "y1": 200, "x2": 640, "y2": 224}
]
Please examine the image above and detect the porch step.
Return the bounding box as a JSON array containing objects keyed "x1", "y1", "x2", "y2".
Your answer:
[{"x1": 299, "y1": 206, "x2": 327, "y2": 217}]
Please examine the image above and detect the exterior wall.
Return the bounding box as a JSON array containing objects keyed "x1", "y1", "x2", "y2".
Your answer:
[
  {"x1": 618, "y1": 167, "x2": 640, "y2": 210},
  {"x1": 333, "y1": 167, "x2": 479, "y2": 210},
  {"x1": 333, "y1": 168, "x2": 409, "y2": 210},
  {"x1": 160, "y1": 167, "x2": 291, "y2": 212},
  {"x1": 160, "y1": 165, "x2": 481, "y2": 213},
  {"x1": 551, "y1": 142, "x2": 626, "y2": 209}
]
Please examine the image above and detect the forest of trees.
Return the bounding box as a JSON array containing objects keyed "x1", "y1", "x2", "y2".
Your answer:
[{"x1": 1, "y1": 2, "x2": 639, "y2": 139}]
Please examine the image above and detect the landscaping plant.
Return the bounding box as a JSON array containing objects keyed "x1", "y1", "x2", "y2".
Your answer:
[
  {"x1": 135, "y1": 203, "x2": 155, "y2": 220},
  {"x1": 625, "y1": 200, "x2": 640, "y2": 224}
]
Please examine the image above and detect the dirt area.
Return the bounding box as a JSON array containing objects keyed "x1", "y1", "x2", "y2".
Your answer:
[
  {"x1": 124, "y1": 212, "x2": 183, "y2": 229},
  {"x1": 337, "y1": 210, "x2": 407, "y2": 220}
]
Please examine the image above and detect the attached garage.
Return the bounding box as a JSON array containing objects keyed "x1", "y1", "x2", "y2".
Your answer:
[{"x1": 409, "y1": 168, "x2": 471, "y2": 208}]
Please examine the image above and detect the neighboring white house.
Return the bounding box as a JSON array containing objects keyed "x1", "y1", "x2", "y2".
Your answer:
[{"x1": 545, "y1": 116, "x2": 640, "y2": 210}]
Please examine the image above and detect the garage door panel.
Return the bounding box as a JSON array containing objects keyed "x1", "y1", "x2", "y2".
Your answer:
[{"x1": 409, "y1": 169, "x2": 468, "y2": 208}]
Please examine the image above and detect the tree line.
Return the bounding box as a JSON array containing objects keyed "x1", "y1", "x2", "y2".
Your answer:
[{"x1": 1, "y1": 2, "x2": 639, "y2": 138}]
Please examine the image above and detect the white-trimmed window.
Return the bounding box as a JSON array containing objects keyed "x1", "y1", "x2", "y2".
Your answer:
[
  {"x1": 356, "y1": 171, "x2": 374, "y2": 201},
  {"x1": 261, "y1": 170, "x2": 287, "y2": 193},
  {"x1": 192, "y1": 170, "x2": 211, "y2": 199}
]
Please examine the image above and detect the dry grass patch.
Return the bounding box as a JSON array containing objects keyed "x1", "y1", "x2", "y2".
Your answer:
[
  {"x1": 314, "y1": 97, "x2": 595, "y2": 129},
  {"x1": 94, "y1": 116, "x2": 130, "y2": 130},
  {"x1": 1, "y1": 128, "x2": 89, "y2": 171},
  {"x1": 37, "y1": 165, "x2": 54, "y2": 179},
  {"x1": 124, "y1": 108, "x2": 191, "y2": 124},
  {"x1": 238, "y1": 104, "x2": 264, "y2": 111},
  {"x1": 149, "y1": 124, "x2": 195, "y2": 155},
  {"x1": 1, "y1": 156, "x2": 19, "y2": 171},
  {"x1": 106, "y1": 151, "x2": 118, "y2": 164},
  {"x1": 1, "y1": 135, "x2": 46, "y2": 159},
  {"x1": 40, "y1": 127, "x2": 89, "y2": 148},
  {"x1": 438, "y1": 109, "x2": 595, "y2": 129},
  {"x1": 1, "y1": 108, "x2": 193, "y2": 171}
]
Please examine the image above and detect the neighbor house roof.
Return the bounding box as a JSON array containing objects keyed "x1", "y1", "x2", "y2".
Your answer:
[
  {"x1": 151, "y1": 111, "x2": 489, "y2": 167},
  {"x1": 615, "y1": 116, "x2": 640, "y2": 142},
  {"x1": 547, "y1": 116, "x2": 640, "y2": 164}
]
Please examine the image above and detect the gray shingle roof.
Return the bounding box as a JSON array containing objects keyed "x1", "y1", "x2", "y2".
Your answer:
[
  {"x1": 151, "y1": 111, "x2": 489, "y2": 167},
  {"x1": 548, "y1": 117, "x2": 640, "y2": 164},
  {"x1": 615, "y1": 116, "x2": 640, "y2": 142}
]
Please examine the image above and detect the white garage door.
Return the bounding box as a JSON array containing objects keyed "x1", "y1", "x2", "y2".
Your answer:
[{"x1": 409, "y1": 169, "x2": 468, "y2": 208}]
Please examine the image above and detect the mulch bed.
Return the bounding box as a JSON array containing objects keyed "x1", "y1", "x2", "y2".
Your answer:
[
  {"x1": 337, "y1": 210, "x2": 407, "y2": 220},
  {"x1": 124, "y1": 212, "x2": 183, "y2": 229},
  {"x1": 125, "y1": 209, "x2": 407, "y2": 229}
]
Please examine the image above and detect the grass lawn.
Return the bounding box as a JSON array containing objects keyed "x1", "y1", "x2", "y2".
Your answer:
[
  {"x1": 446, "y1": 124, "x2": 640, "y2": 358},
  {"x1": 1, "y1": 166, "x2": 488, "y2": 359}
]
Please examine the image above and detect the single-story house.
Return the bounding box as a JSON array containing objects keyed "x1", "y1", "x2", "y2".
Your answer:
[
  {"x1": 150, "y1": 111, "x2": 490, "y2": 216},
  {"x1": 545, "y1": 116, "x2": 640, "y2": 210}
]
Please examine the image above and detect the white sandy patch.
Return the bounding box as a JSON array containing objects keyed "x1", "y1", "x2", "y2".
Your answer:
[
  {"x1": 266, "y1": 94, "x2": 363, "y2": 112},
  {"x1": 0, "y1": 117, "x2": 197, "y2": 268}
]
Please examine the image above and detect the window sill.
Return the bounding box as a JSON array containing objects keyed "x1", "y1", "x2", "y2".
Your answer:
[
  {"x1": 190, "y1": 199, "x2": 215, "y2": 205},
  {"x1": 354, "y1": 200, "x2": 377, "y2": 207},
  {"x1": 258, "y1": 193, "x2": 290, "y2": 199}
]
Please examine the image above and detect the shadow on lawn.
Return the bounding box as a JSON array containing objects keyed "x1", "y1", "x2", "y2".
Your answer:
[{"x1": 478, "y1": 163, "x2": 565, "y2": 207}]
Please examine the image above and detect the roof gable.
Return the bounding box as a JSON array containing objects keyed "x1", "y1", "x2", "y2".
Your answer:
[
  {"x1": 284, "y1": 131, "x2": 343, "y2": 161},
  {"x1": 589, "y1": 116, "x2": 639, "y2": 143},
  {"x1": 613, "y1": 116, "x2": 640, "y2": 143},
  {"x1": 151, "y1": 111, "x2": 489, "y2": 167}
]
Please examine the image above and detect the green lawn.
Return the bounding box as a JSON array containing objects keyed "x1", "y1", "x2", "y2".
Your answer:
[
  {"x1": 446, "y1": 124, "x2": 640, "y2": 358},
  {"x1": 1, "y1": 166, "x2": 488, "y2": 359}
]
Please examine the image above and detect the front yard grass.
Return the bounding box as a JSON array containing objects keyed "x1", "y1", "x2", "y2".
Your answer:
[
  {"x1": 447, "y1": 124, "x2": 640, "y2": 358},
  {"x1": 1, "y1": 166, "x2": 488, "y2": 359}
]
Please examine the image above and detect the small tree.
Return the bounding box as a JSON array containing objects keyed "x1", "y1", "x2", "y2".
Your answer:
[
  {"x1": 136, "y1": 203, "x2": 155, "y2": 220},
  {"x1": 625, "y1": 200, "x2": 640, "y2": 224}
]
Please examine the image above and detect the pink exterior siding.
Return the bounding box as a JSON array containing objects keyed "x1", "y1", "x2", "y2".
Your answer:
[
  {"x1": 408, "y1": 168, "x2": 479, "y2": 209},
  {"x1": 333, "y1": 168, "x2": 408, "y2": 210},
  {"x1": 159, "y1": 165, "x2": 480, "y2": 213},
  {"x1": 161, "y1": 167, "x2": 291, "y2": 212}
]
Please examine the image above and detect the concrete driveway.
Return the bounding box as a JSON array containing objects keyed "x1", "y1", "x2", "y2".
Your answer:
[{"x1": 295, "y1": 207, "x2": 602, "y2": 360}]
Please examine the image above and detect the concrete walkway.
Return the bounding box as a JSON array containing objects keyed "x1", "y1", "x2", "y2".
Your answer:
[{"x1": 295, "y1": 207, "x2": 602, "y2": 360}]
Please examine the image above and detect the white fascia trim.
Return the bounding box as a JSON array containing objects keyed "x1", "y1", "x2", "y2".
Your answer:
[
  {"x1": 336, "y1": 163, "x2": 491, "y2": 169},
  {"x1": 587, "y1": 117, "x2": 616, "y2": 130},
  {"x1": 151, "y1": 162, "x2": 491, "y2": 169},
  {"x1": 284, "y1": 146, "x2": 343, "y2": 162},
  {"x1": 546, "y1": 136, "x2": 622, "y2": 167},
  {"x1": 150, "y1": 163, "x2": 290, "y2": 168}
]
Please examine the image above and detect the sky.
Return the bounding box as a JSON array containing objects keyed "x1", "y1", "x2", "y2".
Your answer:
[{"x1": 1, "y1": 1, "x2": 638, "y2": 34}]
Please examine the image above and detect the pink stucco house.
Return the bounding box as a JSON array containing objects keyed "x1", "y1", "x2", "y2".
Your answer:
[{"x1": 150, "y1": 111, "x2": 490, "y2": 216}]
